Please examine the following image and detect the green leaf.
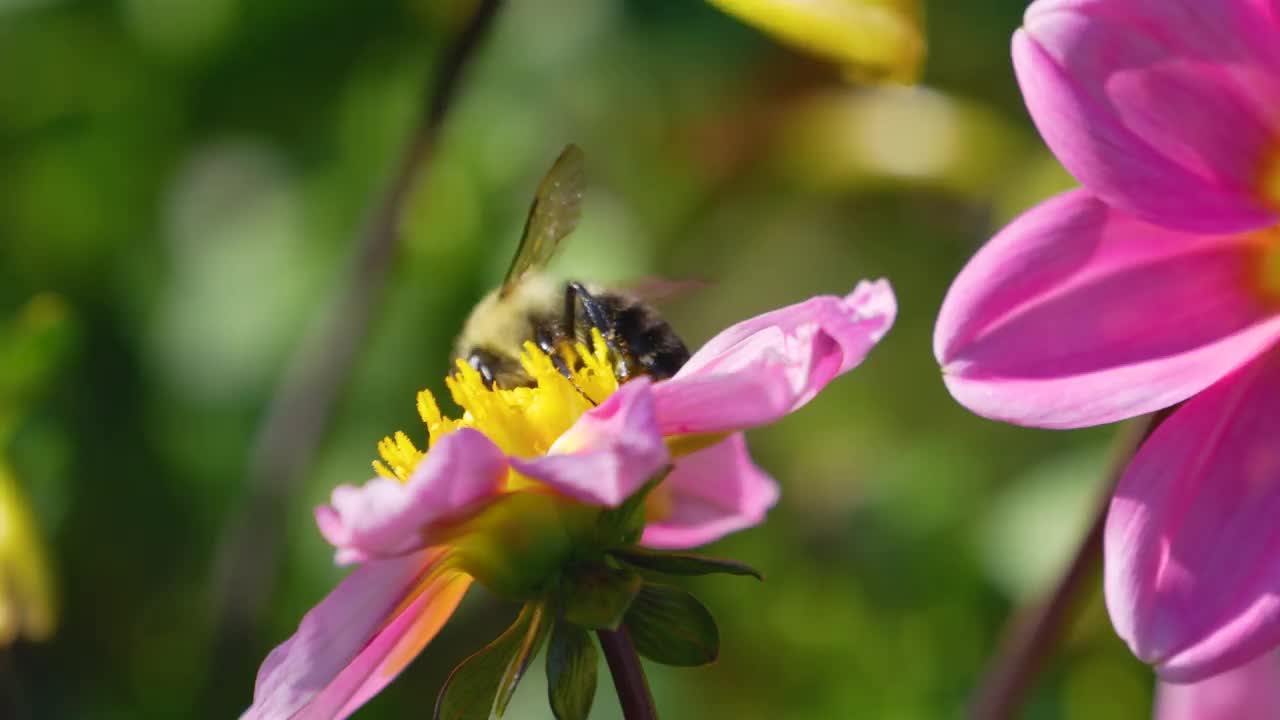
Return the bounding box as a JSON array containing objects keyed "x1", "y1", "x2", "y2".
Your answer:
[
  {"x1": 435, "y1": 602, "x2": 551, "y2": 720},
  {"x1": 562, "y1": 563, "x2": 643, "y2": 630},
  {"x1": 624, "y1": 583, "x2": 719, "y2": 667},
  {"x1": 0, "y1": 294, "x2": 77, "y2": 441},
  {"x1": 612, "y1": 548, "x2": 763, "y2": 580},
  {"x1": 546, "y1": 622, "x2": 598, "y2": 720}
]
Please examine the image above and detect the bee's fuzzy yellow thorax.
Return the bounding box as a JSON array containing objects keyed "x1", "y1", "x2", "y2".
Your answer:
[
  {"x1": 374, "y1": 331, "x2": 619, "y2": 485},
  {"x1": 454, "y1": 273, "x2": 561, "y2": 361}
]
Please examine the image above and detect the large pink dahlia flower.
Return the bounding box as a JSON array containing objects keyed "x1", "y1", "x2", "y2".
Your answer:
[
  {"x1": 935, "y1": 0, "x2": 1280, "y2": 684},
  {"x1": 1154, "y1": 652, "x2": 1280, "y2": 720}
]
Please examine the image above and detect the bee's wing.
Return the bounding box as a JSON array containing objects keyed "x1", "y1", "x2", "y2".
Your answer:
[
  {"x1": 619, "y1": 276, "x2": 712, "y2": 306},
  {"x1": 500, "y1": 144, "x2": 585, "y2": 297}
]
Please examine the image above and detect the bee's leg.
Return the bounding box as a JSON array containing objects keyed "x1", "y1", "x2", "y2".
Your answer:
[
  {"x1": 561, "y1": 282, "x2": 582, "y2": 337},
  {"x1": 565, "y1": 281, "x2": 610, "y2": 335},
  {"x1": 566, "y1": 282, "x2": 635, "y2": 381},
  {"x1": 465, "y1": 351, "x2": 498, "y2": 388},
  {"x1": 534, "y1": 326, "x2": 575, "y2": 382}
]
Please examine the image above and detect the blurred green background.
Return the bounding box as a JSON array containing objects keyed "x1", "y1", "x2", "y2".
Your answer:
[{"x1": 0, "y1": 0, "x2": 1156, "y2": 717}]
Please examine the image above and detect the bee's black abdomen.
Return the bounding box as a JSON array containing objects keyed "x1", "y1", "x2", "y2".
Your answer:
[
  {"x1": 588, "y1": 290, "x2": 690, "y2": 381},
  {"x1": 459, "y1": 283, "x2": 691, "y2": 394},
  {"x1": 612, "y1": 301, "x2": 689, "y2": 379}
]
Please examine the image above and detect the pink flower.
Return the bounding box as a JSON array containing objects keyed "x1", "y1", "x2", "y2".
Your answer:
[
  {"x1": 935, "y1": 0, "x2": 1280, "y2": 685},
  {"x1": 244, "y1": 281, "x2": 895, "y2": 719},
  {"x1": 1155, "y1": 653, "x2": 1280, "y2": 720}
]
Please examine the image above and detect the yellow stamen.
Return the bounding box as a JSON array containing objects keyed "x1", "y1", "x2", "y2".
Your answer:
[{"x1": 374, "y1": 330, "x2": 620, "y2": 484}]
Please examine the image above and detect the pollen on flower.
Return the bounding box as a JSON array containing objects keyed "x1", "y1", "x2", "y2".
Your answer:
[
  {"x1": 373, "y1": 330, "x2": 621, "y2": 483},
  {"x1": 372, "y1": 431, "x2": 426, "y2": 482}
]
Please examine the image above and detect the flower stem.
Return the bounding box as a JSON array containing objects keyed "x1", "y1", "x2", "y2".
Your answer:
[
  {"x1": 598, "y1": 627, "x2": 659, "y2": 720},
  {"x1": 204, "y1": 0, "x2": 505, "y2": 707},
  {"x1": 0, "y1": 649, "x2": 28, "y2": 720},
  {"x1": 972, "y1": 409, "x2": 1172, "y2": 720}
]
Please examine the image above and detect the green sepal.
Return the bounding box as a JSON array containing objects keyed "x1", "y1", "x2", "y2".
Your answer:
[
  {"x1": 665, "y1": 431, "x2": 730, "y2": 458},
  {"x1": 623, "y1": 583, "x2": 719, "y2": 667},
  {"x1": 612, "y1": 547, "x2": 763, "y2": 581},
  {"x1": 435, "y1": 601, "x2": 552, "y2": 720},
  {"x1": 446, "y1": 491, "x2": 584, "y2": 601},
  {"x1": 593, "y1": 469, "x2": 669, "y2": 548},
  {"x1": 561, "y1": 563, "x2": 643, "y2": 630},
  {"x1": 546, "y1": 621, "x2": 598, "y2": 720},
  {"x1": 494, "y1": 602, "x2": 552, "y2": 717}
]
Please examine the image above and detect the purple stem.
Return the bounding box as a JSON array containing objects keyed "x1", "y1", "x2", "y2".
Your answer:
[
  {"x1": 599, "y1": 627, "x2": 660, "y2": 720},
  {"x1": 972, "y1": 409, "x2": 1172, "y2": 720},
  {"x1": 205, "y1": 0, "x2": 505, "y2": 700}
]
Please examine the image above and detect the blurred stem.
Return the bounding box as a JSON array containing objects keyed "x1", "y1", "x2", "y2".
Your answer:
[
  {"x1": 206, "y1": 0, "x2": 504, "y2": 698},
  {"x1": 972, "y1": 408, "x2": 1174, "y2": 720},
  {"x1": 598, "y1": 627, "x2": 659, "y2": 720},
  {"x1": 0, "y1": 649, "x2": 29, "y2": 720}
]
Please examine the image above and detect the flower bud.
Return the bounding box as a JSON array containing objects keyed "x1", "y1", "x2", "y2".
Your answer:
[{"x1": 0, "y1": 464, "x2": 55, "y2": 644}]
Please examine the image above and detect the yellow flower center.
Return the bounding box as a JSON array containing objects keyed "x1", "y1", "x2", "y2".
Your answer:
[
  {"x1": 373, "y1": 331, "x2": 619, "y2": 487},
  {"x1": 1257, "y1": 229, "x2": 1280, "y2": 301},
  {"x1": 1262, "y1": 148, "x2": 1280, "y2": 211}
]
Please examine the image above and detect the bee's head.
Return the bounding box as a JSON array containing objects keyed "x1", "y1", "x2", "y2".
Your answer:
[{"x1": 459, "y1": 347, "x2": 531, "y2": 390}]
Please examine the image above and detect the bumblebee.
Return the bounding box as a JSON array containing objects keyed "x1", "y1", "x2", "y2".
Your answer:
[{"x1": 454, "y1": 144, "x2": 690, "y2": 390}]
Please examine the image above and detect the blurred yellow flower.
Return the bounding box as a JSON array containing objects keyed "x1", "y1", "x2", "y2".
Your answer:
[
  {"x1": 769, "y1": 87, "x2": 1031, "y2": 200},
  {"x1": 0, "y1": 463, "x2": 56, "y2": 644},
  {"x1": 708, "y1": 0, "x2": 925, "y2": 84}
]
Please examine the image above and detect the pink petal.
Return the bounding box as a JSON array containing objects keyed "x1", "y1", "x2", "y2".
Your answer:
[
  {"x1": 1015, "y1": 0, "x2": 1280, "y2": 233},
  {"x1": 640, "y1": 434, "x2": 779, "y2": 550},
  {"x1": 1155, "y1": 653, "x2": 1280, "y2": 720},
  {"x1": 1023, "y1": 1, "x2": 1280, "y2": 79},
  {"x1": 244, "y1": 549, "x2": 469, "y2": 720},
  {"x1": 936, "y1": 190, "x2": 1280, "y2": 429},
  {"x1": 652, "y1": 280, "x2": 896, "y2": 435},
  {"x1": 310, "y1": 572, "x2": 471, "y2": 719},
  {"x1": 1106, "y1": 348, "x2": 1280, "y2": 682},
  {"x1": 316, "y1": 428, "x2": 509, "y2": 565},
  {"x1": 1019, "y1": 0, "x2": 1280, "y2": 225},
  {"x1": 511, "y1": 378, "x2": 670, "y2": 507},
  {"x1": 650, "y1": 362, "x2": 797, "y2": 436}
]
